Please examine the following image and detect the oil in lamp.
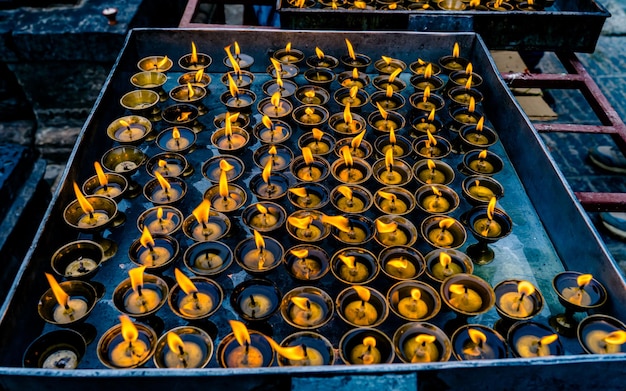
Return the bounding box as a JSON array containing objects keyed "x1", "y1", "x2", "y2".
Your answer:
[
  {"x1": 137, "y1": 55, "x2": 172, "y2": 72},
  {"x1": 183, "y1": 240, "x2": 233, "y2": 277},
  {"x1": 258, "y1": 91, "x2": 293, "y2": 120},
  {"x1": 463, "y1": 197, "x2": 513, "y2": 264},
  {"x1": 137, "y1": 205, "x2": 183, "y2": 236},
  {"x1": 250, "y1": 159, "x2": 290, "y2": 200},
  {"x1": 368, "y1": 103, "x2": 406, "y2": 134},
  {"x1": 281, "y1": 286, "x2": 334, "y2": 329},
  {"x1": 273, "y1": 41, "x2": 305, "y2": 64},
  {"x1": 448, "y1": 77, "x2": 484, "y2": 107},
  {"x1": 334, "y1": 130, "x2": 373, "y2": 160},
  {"x1": 106, "y1": 116, "x2": 152, "y2": 145},
  {"x1": 146, "y1": 152, "x2": 192, "y2": 179},
  {"x1": 372, "y1": 149, "x2": 413, "y2": 186},
  {"x1": 156, "y1": 126, "x2": 197, "y2": 154},
  {"x1": 413, "y1": 131, "x2": 452, "y2": 160},
  {"x1": 374, "y1": 215, "x2": 418, "y2": 247},
  {"x1": 234, "y1": 230, "x2": 285, "y2": 275},
  {"x1": 409, "y1": 58, "x2": 441, "y2": 77},
  {"x1": 262, "y1": 73, "x2": 297, "y2": 99},
  {"x1": 331, "y1": 146, "x2": 372, "y2": 185},
  {"x1": 330, "y1": 247, "x2": 379, "y2": 285},
  {"x1": 577, "y1": 314, "x2": 626, "y2": 354},
  {"x1": 112, "y1": 266, "x2": 169, "y2": 319},
  {"x1": 290, "y1": 147, "x2": 330, "y2": 183},
  {"x1": 340, "y1": 38, "x2": 371, "y2": 71},
  {"x1": 328, "y1": 104, "x2": 367, "y2": 136},
  {"x1": 231, "y1": 278, "x2": 281, "y2": 322},
  {"x1": 337, "y1": 286, "x2": 389, "y2": 328},
  {"x1": 168, "y1": 268, "x2": 223, "y2": 321},
  {"x1": 306, "y1": 46, "x2": 339, "y2": 69},
  {"x1": 38, "y1": 273, "x2": 98, "y2": 326},
  {"x1": 339, "y1": 328, "x2": 394, "y2": 365},
  {"x1": 460, "y1": 149, "x2": 504, "y2": 176},
  {"x1": 508, "y1": 321, "x2": 563, "y2": 358},
  {"x1": 449, "y1": 63, "x2": 483, "y2": 89},
  {"x1": 334, "y1": 86, "x2": 370, "y2": 112},
  {"x1": 128, "y1": 227, "x2": 179, "y2": 271},
  {"x1": 440, "y1": 274, "x2": 495, "y2": 326},
  {"x1": 494, "y1": 280, "x2": 544, "y2": 332},
  {"x1": 372, "y1": 68, "x2": 407, "y2": 93},
  {"x1": 210, "y1": 113, "x2": 251, "y2": 154},
  {"x1": 369, "y1": 85, "x2": 406, "y2": 112},
  {"x1": 178, "y1": 41, "x2": 212, "y2": 70},
  {"x1": 286, "y1": 210, "x2": 331, "y2": 242},
  {"x1": 458, "y1": 118, "x2": 498, "y2": 153},
  {"x1": 451, "y1": 325, "x2": 508, "y2": 360},
  {"x1": 292, "y1": 105, "x2": 330, "y2": 130},
  {"x1": 337, "y1": 68, "x2": 370, "y2": 89},
  {"x1": 374, "y1": 186, "x2": 416, "y2": 216},
  {"x1": 277, "y1": 331, "x2": 335, "y2": 366},
  {"x1": 217, "y1": 320, "x2": 274, "y2": 368},
  {"x1": 223, "y1": 42, "x2": 254, "y2": 70},
  {"x1": 413, "y1": 158, "x2": 455, "y2": 186},
  {"x1": 409, "y1": 86, "x2": 446, "y2": 113},
  {"x1": 169, "y1": 82, "x2": 207, "y2": 115},
  {"x1": 410, "y1": 63, "x2": 445, "y2": 93},
  {"x1": 330, "y1": 184, "x2": 374, "y2": 214},
  {"x1": 153, "y1": 326, "x2": 213, "y2": 368},
  {"x1": 304, "y1": 67, "x2": 337, "y2": 89},
  {"x1": 267, "y1": 57, "x2": 299, "y2": 79},
  {"x1": 461, "y1": 175, "x2": 504, "y2": 206},
  {"x1": 439, "y1": 42, "x2": 471, "y2": 74},
  {"x1": 550, "y1": 271, "x2": 608, "y2": 336},
  {"x1": 51, "y1": 240, "x2": 106, "y2": 280},
  {"x1": 201, "y1": 155, "x2": 245, "y2": 183},
  {"x1": 287, "y1": 183, "x2": 330, "y2": 210},
  {"x1": 254, "y1": 115, "x2": 292, "y2": 144},
  {"x1": 392, "y1": 322, "x2": 452, "y2": 363},
  {"x1": 421, "y1": 216, "x2": 467, "y2": 250},
  {"x1": 323, "y1": 213, "x2": 375, "y2": 245},
  {"x1": 374, "y1": 55, "x2": 406, "y2": 75},
  {"x1": 97, "y1": 315, "x2": 157, "y2": 369},
  {"x1": 283, "y1": 245, "x2": 331, "y2": 282},
  {"x1": 221, "y1": 74, "x2": 257, "y2": 112},
  {"x1": 100, "y1": 145, "x2": 147, "y2": 197},
  {"x1": 298, "y1": 127, "x2": 336, "y2": 157},
  {"x1": 177, "y1": 68, "x2": 211, "y2": 89},
  {"x1": 449, "y1": 97, "x2": 483, "y2": 131},
  {"x1": 415, "y1": 184, "x2": 460, "y2": 215},
  {"x1": 203, "y1": 170, "x2": 247, "y2": 213},
  {"x1": 295, "y1": 85, "x2": 331, "y2": 106},
  {"x1": 409, "y1": 108, "x2": 443, "y2": 137},
  {"x1": 425, "y1": 249, "x2": 474, "y2": 284},
  {"x1": 374, "y1": 127, "x2": 412, "y2": 159},
  {"x1": 387, "y1": 281, "x2": 441, "y2": 321},
  {"x1": 182, "y1": 199, "x2": 231, "y2": 242},
  {"x1": 162, "y1": 103, "x2": 202, "y2": 132},
  {"x1": 120, "y1": 89, "x2": 160, "y2": 121},
  {"x1": 23, "y1": 329, "x2": 86, "y2": 369},
  {"x1": 379, "y1": 245, "x2": 426, "y2": 281},
  {"x1": 82, "y1": 161, "x2": 128, "y2": 202},
  {"x1": 143, "y1": 171, "x2": 187, "y2": 205},
  {"x1": 242, "y1": 202, "x2": 287, "y2": 233}
]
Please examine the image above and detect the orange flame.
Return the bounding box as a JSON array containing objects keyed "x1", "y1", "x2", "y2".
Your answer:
[
  {"x1": 449, "y1": 284, "x2": 466, "y2": 295},
  {"x1": 73, "y1": 182, "x2": 94, "y2": 214},
  {"x1": 45, "y1": 272, "x2": 69, "y2": 308},
  {"x1": 285, "y1": 42, "x2": 292, "y2": 53},
  {"x1": 234, "y1": 41, "x2": 241, "y2": 56},
  {"x1": 156, "y1": 207, "x2": 164, "y2": 220},
  {"x1": 343, "y1": 104, "x2": 353, "y2": 125},
  {"x1": 128, "y1": 266, "x2": 146, "y2": 295},
  {"x1": 376, "y1": 219, "x2": 398, "y2": 234},
  {"x1": 428, "y1": 108, "x2": 436, "y2": 122},
  {"x1": 427, "y1": 130, "x2": 437, "y2": 146},
  {"x1": 341, "y1": 146, "x2": 354, "y2": 167},
  {"x1": 156, "y1": 56, "x2": 169, "y2": 69},
  {"x1": 305, "y1": 89, "x2": 316, "y2": 99},
  {"x1": 381, "y1": 55, "x2": 392, "y2": 65},
  {"x1": 268, "y1": 145, "x2": 278, "y2": 156},
  {"x1": 289, "y1": 187, "x2": 308, "y2": 198},
  {"x1": 167, "y1": 331, "x2": 186, "y2": 355},
  {"x1": 315, "y1": 46, "x2": 324, "y2": 59},
  {"x1": 387, "y1": 257, "x2": 408, "y2": 269},
  {"x1": 604, "y1": 331, "x2": 626, "y2": 345},
  {"x1": 229, "y1": 319, "x2": 251, "y2": 347},
  {"x1": 120, "y1": 315, "x2": 138, "y2": 343},
  {"x1": 195, "y1": 69, "x2": 204, "y2": 83},
  {"x1": 140, "y1": 226, "x2": 155, "y2": 249},
  {"x1": 386, "y1": 84, "x2": 394, "y2": 98},
  {"x1": 175, "y1": 267, "x2": 198, "y2": 295},
  {"x1": 321, "y1": 214, "x2": 351, "y2": 233},
  {"x1": 94, "y1": 161, "x2": 108, "y2": 187},
  {"x1": 262, "y1": 115, "x2": 273, "y2": 130},
  {"x1": 172, "y1": 127, "x2": 181, "y2": 142},
  {"x1": 439, "y1": 218, "x2": 456, "y2": 230},
  {"x1": 385, "y1": 148, "x2": 395, "y2": 169},
  {"x1": 376, "y1": 102, "x2": 388, "y2": 119},
  {"x1": 518, "y1": 281, "x2": 536, "y2": 296},
  {"x1": 178, "y1": 111, "x2": 192, "y2": 122},
  {"x1": 385, "y1": 67, "x2": 401, "y2": 83},
  {"x1": 253, "y1": 230, "x2": 265, "y2": 252},
  {"x1": 424, "y1": 64, "x2": 433, "y2": 79},
  {"x1": 540, "y1": 334, "x2": 559, "y2": 346},
  {"x1": 190, "y1": 41, "x2": 198, "y2": 63},
  {"x1": 192, "y1": 199, "x2": 211, "y2": 225},
  {"x1": 262, "y1": 159, "x2": 272, "y2": 184},
  {"x1": 410, "y1": 288, "x2": 422, "y2": 301},
  {"x1": 427, "y1": 159, "x2": 437, "y2": 172},
  {"x1": 227, "y1": 73, "x2": 239, "y2": 98},
  {"x1": 270, "y1": 58, "x2": 282, "y2": 75},
  {"x1": 353, "y1": 286, "x2": 371, "y2": 302},
  {"x1": 291, "y1": 296, "x2": 310, "y2": 311},
  {"x1": 469, "y1": 96, "x2": 476, "y2": 112},
  {"x1": 389, "y1": 127, "x2": 397, "y2": 144},
  {"x1": 363, "y1": 337, "x2": 376, "y2": 348},
  {"x1": 478, "y1": 149, "x2": 488, "y2": 160},
  {"x1": 186, "y1": 82, "x2": 195, "y2": 99},
  {"x1": 378, "y1": 190, "x2": 397, "y2": 202},
  {"x1": 219, "y1": 171, "x2": 229, "y2": 199},
  {"x1": 290, "y1": 249, "x2": 309, "y2": 259},
  {"x1": 345, "y1": 38, "x2": 356, "y2": 60},
  {"x1": 288, "y1": 215, "x2": 313, "y2": 230},
  {"x1": 464, "y1": 75, "x2": 473, "y2": 90},
  {"x1": 431, "y1": 186, "x2": 442, "y2": 197},
  {"x1": 339, "y1": 254, "x2": 356, "y2": 269},
  {"x1": 349, "y1": 86, "x2": 359, "y2": 100},
  {"x1": 302, "y1": 147, "x2": 315, "y2": 165},
  {"x1": 416, "y1": 334, "x2": 437, "y2": 345},
  {"x1": 155, "y1": 171, "x2": 171, "y2": 193},
  {"x1": 271, "y1": 91, "x2": 282, "y2": 108},
  {"x1": 423, "y1": 86, "x2": 431, "y2": 101},
  {"x1": 219, "y1": 159, "x2": 234, "y2": 172},
  {"x1": 577, "y1": 274, "x2": 593, "y2": 287},
  {"x1": 476, "y1": 117, "x2": 485, "y2": 131},
  {"x1": 265, "y1": 336, "x2": 306, "y2": 360},
  {"x1": 351, "y1": 130, "x2": 366, "y2": 149},
  {"x1": 466, "y1": 63, "x2": 473, "y2": 75},
  {"x1": 256, "y1": 203, "x2": 269, "y2": 216},
  {"x1": 468, "y1": 328, "x2": 487, "y2": 345},
  {"x1": 337, "y1": 185, "x2": 353, "y2": 200},
  {"x1": 452, "y1": 42, "x2": 460, "y2": 58},
  {"x1": 487, "y1": 196, "x2": 497, "y2": 220},
  {"x1": 352, "y1": 68, "x2": 359, "y2": 80},
  {"x1": 312, "y1": 128, "x2": 324, "y2": 142},
  {"x1": 439, "y1": 252, "x2": 452, "y2": 268}
]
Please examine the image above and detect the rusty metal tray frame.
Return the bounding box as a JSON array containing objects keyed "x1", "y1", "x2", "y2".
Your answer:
[
  {"x1": 1, "y1": 28, "x2": 626, "y2": 390},
  {"x1": 276, "y1": 0, "x2": 610, "y2": 53}
]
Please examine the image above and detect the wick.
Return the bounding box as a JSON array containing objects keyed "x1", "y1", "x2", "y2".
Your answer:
[
  {"x1": 302, "y1": 344, "x2": 308, "y2": 358},
  {"x1": 249, "y1": 294, "x2": 256, "y2": 307},
  {"x1": 178, "y1": 346, "x2": 188, "y2": 368}
]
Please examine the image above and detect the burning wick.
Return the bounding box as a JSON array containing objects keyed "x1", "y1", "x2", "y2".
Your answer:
[
  {"x1": 226, "y1": 320, "x2": 263, "y2": 368},
  {"x1": 423, "y1": 186, "x2": 450, "y2": 213},
  {"x1": 242, "y1": 230, "x2": 275, "y2": 271},
  {"x1": 110, "y1": 315, "x2": 150, "y2": 368},
  {"x1": 383, "y1": 148, "x2": 402, "y2": 184},
  {"x1": 191, "y1": 199, "x2": 223, "y2": 241},
  {"x1": 408, "y1": 334, "x2": 438, "y2": 363},
  {"x1": 516, "y1": 334, "x2": 558, "y2": 358},
  {"x1": 561, "y1": 273, "x2": 594, "y2": 306},
  {"x1": 449, "y1": 284, "x2": 482, "y2": 312},
  {"x1": 289, "y1": 249, "x2": 321, "y2": 280},
  {"x1": 397, "y1": 288, "x2": 428, "y2": 320},
  {"x1": 289, "y1": 187, "x2": 314, "y2": 207},
  {"x1": 473, "y1": 197, "x2": 502, "y2": 238},
  {"x1": 288, "y1": 215, "x2": 318, "y2": 239},
  {"x1": 462, "y1": 329, "x2": 492, "y2": 358},
  {"x1": 431, "y1": 252, "x2": 462, "y2": 280},
  {"x1": 125, "y1": 266, "x2": 161, "y2": 315},
  {"x1": 138, "y1": 226, "x2": 171, "y2": 267},
  {"x1": 265, "y1": 336, "x2": 321, "y2": 366},
  {"x1": 290, "y1": 296, "x2": 324, "y2": 326},
  {"x1": 338, "y1": 254, "x2": 368, "y2": 282},
  {"x1": 428, "y1": 218, "x2": 456, "y2": 247},
  {"x1": 72, "y1": 182, "x2": 109, "y2": 228},
  {"x1": 44, "y1": 273, "x2": 88, "y2": 323},
  {"x1": 498, "y1": 281, "x2": 536, "y2": 317},
  {"x1": 175, "y1": 268, "x2": 213, "y2": 317},
  {"x1": 350, "y1": 337, "x2": 381, "y2": 365},
  {"x1": 385, "y1": 256, "x2": 416, "y2": 279},
  {"x1": 344, "y1": 286, "x2": 378, "y2": 326},
  {"x1": 376, "y1": 219, "x2": 406, "y2": 245}
]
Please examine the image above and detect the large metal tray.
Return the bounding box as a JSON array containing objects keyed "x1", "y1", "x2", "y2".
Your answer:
[
  {"x1": 1, "y1": 28, "x2": 625, "y2": 390},
  {"x1": 277, "y1": 0, "x2": 610, "y2": 53}
]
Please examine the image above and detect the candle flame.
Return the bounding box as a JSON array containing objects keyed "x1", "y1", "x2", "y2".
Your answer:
[
  {"x1": 262, "y1": 115, "x2": 273, "y2": 130},
  {"x1": 291, "y1": 296, "x2": 310, "y2": 311},
  {"x1": 140, "y1": 226, "x2": 156, "y2": 249},
  {"x1": 289, "y1": 187, "x2": 308, "y2": 198},
  {"x1": 464, "y1": 75, "x2": 473, "y2": 90},
  {"x1": 439, "y1": 218, "x2": 456, "y2": 230},
  {"x1": 427, "y1": 159, "x2": 437, "y2": 172},
  {"x1": 468, "y1": 328, "x2": 487, "y2": 345},
  {"x1": 312, "y1": 128, "x2": 324, "y2": 142},
  {"x1": 337, "y1": 185, "x2": 353, "y2": 200},
  {"x1": 604, "y1": 330, "x2": 626, "y2": 345},
  {"x1": 466, "y1": 63, "x2": 473, "y2": 75},
  {"x1": 158, "y1": 160, "x2": 168, "y2": 171},
  {"x1": 478, "y1": 149, "x2": 488, "y2": 160},
  {"x1": 73, "y1": 182, "x2": 94, "y2": 214},
  {"x1": 363, "y1": 337, "x2": 377, "y2": 348},
  {"x1": 517, "y1": 281, "x2": 536, "y2": 296},
  {"x1": 428, "y1": 108, "x2": 436, "y2": 122},
  {"x1": 385, "y1": 148, "x2": 395, "y2": 169},
  {"x1": 155, "y1": 171, "x2": 171, "y2": 193},
  {"x1": 315, "y1": 46, "x2": 324, "y2": 59},
  {"x1": 423, "y1": 86, "x2": 431, "y2": 101},
  {"x1": 389, "y1": 67, "x2": 402, "y2": 83},
  {"x1": 381, "y1": 55, "x2": 392, "y2": 65},
  {"x1": 378, "y1": 190, "x2": 397, "y2": 202},
  {"x1": 302, "y1": 147, "x2": 315, "y2": 165},
  {"x1": 285, "y1": 42, "x2": 292, "y2": 53},
  {"x1": 288, "y1": 215, "x2": 314, "y2": 230},
  {"x1": 271, "y1": 91, "x2": 282, "y2": 108},
  {"x1": 195, "y1": 69, "x2": 204, "y2": 83},
  {"x1": 376, "y1": 219, "x2": 398, "y2": 234},
  {"x1": 229, "y1": 319, "x2": 251, "y2": 347},
  {"x1": 119, "y1": 119, "x2": 130, "y2": 128},
  {"x1": 94, "y1": 161, "x2": 108, "y2": 187},
  {"x1": 186, "y1": 82, "x2": 195, "y2": 99},
  {"x1": 376, "y1": 102, "x2": 389, "y2": 119},
  {"x1": 469, "y1": 96, "x2": 476, "y2": 112},
  {"x1": 577, "y1": 273, "x2": 593, "y2": 287},
  {"x1": 352, "y1": 68, "x2": 360, "y2": 80},
  {"x1": 219, "y1": 159, "x2": 234, "y2": 172},
  {"x1": 265, "y1": 336, "x2": 306, "y2": 360},
  {"x1": 192, "y1": 199, "x2": 211, "y2": 225},
  {"x1": 387, "y1": 258, "x2": 407, "y2": 269},
  {"x1": 128, "y1": 266, "x2": 146, "y2": 295},
  {"x1": 385, "y1": 85, "x2": 394, "y2": 99},
  {"x1": 219, "y1": 170, "x2": 229, "y2": 199},
  {"x1": 276, "y1": 73, "x2": 284, "y2": 89},
  {"x1": 439, "y1": 252, "x2": 452, "y2": 268},
  {"x1": 233, "y1": 42, "x2": 241, "y2": 56},
  {"x1": 178, "y1": 111, "x2": 192, "y2": 122},
  {"x1": 430, "y1": 186, "x2": 442, "y2": 197},
  {"x1": 389, "y1": 127, "x2": 397, "y2": 145},
  {"x1": 175, "y1": 267, "x2": 198, "y2": 295},
  {"x1": 157, "y1": 56, "x2": 169, "y2": 69},
  {"x1": 341, "y1": 146, "x2": 354, "y2": 167},
  {"x1": 345, "y1": 38, "x2": 356, "y2": 60},
  {"x1": 427, "y1": 130, "x2": 437, "y2": 146},
  {"x1": 167, "y1": 332, "x2": 186, "y2": 355},
  {"x1": 339, "y1": 254, "x2": 356, "y2": 269},
  {"x1": 190, "y1": 41, "x2": 198, "y2": 63},
  {"x1": 540, "y1": 334, "x2": 559, "y2": 346},
  {"x1": 347, "y1": 86, "x2": 357, "y2": 100},
  {"x1": 172, "y1": 127, "x2": 181, "y2": 142},
  {"x1": 262, "y1": 159, "x2": 272, "y2": 184},
  {"x1": 354, "y1": 1, "x2": 366, "y2": 9},
  {"x1": 477, "y1": 117, "x2": 485, "y2": 131},
  {"x1": 343, "y1": 104, "x2": 353, "y2": 125},
  {"x1": 304, "y1": 89, "x2": 317, "y2": 99},
  {"x1": 253, "y1": 230, "x2": 265, "y2": 252},
  {"x1": 452, "y1": 42, "x2": 460, "y2": 58},
  {"x1": 424, "y1": 63, "x2": 433, "y2": 79},
  {"x1": 351, "y1": 130, "x2": 366, "y2": 149},
  {"x1": 449, "y1": 284, "x2": 466, "y2": 295},
  {"x1": 270, "y1": 58, "x2": 282, "y2": 75},
  {"x1": 389, "y1": 2, "x2": 397, "y2": 9},
  {"x1": 411, "y1": 288, "x2": 422, "y2": 301},
  {"x1": 120, "y1": 315, "x2": 138, "y2": 343},
  {"x1": 290, "y1": 249, "x2": 309, "y2": 259},
  {"x1": 227, "y1": 73, "x2": 239, "y2": 98},
  {"x1": 321, "y1": 214, "x2": 351, "y2": 233},
  {"x1": 44, "y1": 272, "x2": 69, "y2": 308},
  {"x1": 353, "y1": 286, "x2": 371, "y2": 302},
  {"x1": 156, "y1": 207, "x2": 164, "y2": 220},
  {"x1": 415, "y1": 334, "x2": 437, "y2": 345},
  {"x1": 305, "y1": 107, "x2": 315, "y2": 118},
  {"x1": 487, "y1": 196, "x2": 497, "y2": 220}
]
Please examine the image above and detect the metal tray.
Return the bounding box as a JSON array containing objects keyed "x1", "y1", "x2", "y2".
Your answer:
[
  {"x1": 0, "y1": 28, "x2": 625, "y2": 390},
  {"x1": 277, "y1": 0, "x2": 610, "y2": 53}
]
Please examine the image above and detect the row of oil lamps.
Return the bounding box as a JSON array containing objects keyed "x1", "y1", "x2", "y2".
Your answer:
[
  {"x1": 283, "y1": 0, "x2": 549, "y2": 12},
  {"x1": 24, "y1": 39, "x2": 625, "y2": 370}
]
